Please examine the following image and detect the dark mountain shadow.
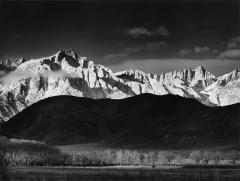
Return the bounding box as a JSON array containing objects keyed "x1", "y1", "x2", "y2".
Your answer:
[{"x1": 1, "y1": 94, "x2": 240, "y2": 149}]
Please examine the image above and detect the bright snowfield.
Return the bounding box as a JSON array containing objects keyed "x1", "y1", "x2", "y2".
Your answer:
[{"x1": 0, "y1": 49, "x2": 240, "y2": 122}]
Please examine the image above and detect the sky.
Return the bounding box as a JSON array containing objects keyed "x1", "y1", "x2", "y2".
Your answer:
[{"x1": 0, "y1": 0, "x2": 240, "y2": 75}]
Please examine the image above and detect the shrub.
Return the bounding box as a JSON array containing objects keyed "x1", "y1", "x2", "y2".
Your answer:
[
  {"x1": 163, "y1": 151, "x2": 176, "y2": 165},
  {"x1": 190, "y1": 151, "x2": 202, "y2": 165},
  {"x1": 212, "y1": 151, "x2": 222, "y2": 165},
  {"x1": 0, "y1": 149, "x2": 7, "y2": 167},
  {"x1": 155, "y1": 151, "x2": 167, "y2": 165},
  {"x1": 202, "y1": 151, "x2": 214, "y2": 165},
  {"x1": 101, "y1": 149, "x2": 116, "y2": 165},
  {"x1": 230, "y1": 150, "x2": 240, "y2": 165}
]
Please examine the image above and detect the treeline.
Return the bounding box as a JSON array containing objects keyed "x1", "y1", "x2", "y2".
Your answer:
[
  {"x1": 68, "y1": 149, "x2": 240, "y2": 166},
  {"x1": 0, "y1": 137, "x2": 71, "y2": 166},
  {"x1": 0, "y1": 137, "x2": 240, "y2": 167}
]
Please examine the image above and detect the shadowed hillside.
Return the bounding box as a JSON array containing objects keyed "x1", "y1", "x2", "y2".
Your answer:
[{"x1": 1, "y1": 94, "x2": 240, "y2": 148}]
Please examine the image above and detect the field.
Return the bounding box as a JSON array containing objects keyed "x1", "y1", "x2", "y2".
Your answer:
[{"x1": 3, "y1": 166, "x2": 240, "y2": 181}]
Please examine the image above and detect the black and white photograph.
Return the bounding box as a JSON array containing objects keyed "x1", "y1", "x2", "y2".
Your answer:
[{"x1": 0, "y1": 0, "x2": 240, "y2": 180}]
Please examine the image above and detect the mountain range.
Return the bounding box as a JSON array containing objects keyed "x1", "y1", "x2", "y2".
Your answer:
[
  {"x1": 2, "y1": 94, "x2": 240, "y2": 148},
  {"x1": 0, "y1": 49, "x2": 240, "y2": 122}
]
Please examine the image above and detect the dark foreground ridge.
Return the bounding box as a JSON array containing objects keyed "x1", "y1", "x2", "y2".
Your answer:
[{"x1": 1, "y1": 94, "x2": 240, "y2": 148}]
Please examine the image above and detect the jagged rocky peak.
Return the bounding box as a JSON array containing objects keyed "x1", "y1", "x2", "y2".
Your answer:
[
  {"x1": 191, "y1": 66, "x2": 216, "y2": 86},
  {"x1": 15, "y1": 50, "x2": 112, "y2": 76},
  {"x1": 167, "y1": 66, "x2": 213, "y2": 80},
  {"x1": 56, "y1": 49, "x2": 78, "y2": 60},
  {"x1": 193, "y1": 66, "x2": 215, "y2": 79},
  {"x1": 194, "y1": 65, "x2": 205, "y2": 73},
  {"x1": 78, "y1": 57, "x2": 96, "y2": 69},
  {"x1": 114, "y1": 69, "x2": 147, "y2": 83},
  {"x1": 164, "y1": 66, "x2": 216, "y2": 87},
  {"x1": 0, "y1": 57, "x2": 27, "y2": 70},
  {"x1": 114, "y1": 66, "x2": 216, "y2": 87},
  {"x1": 2, "y1": 59, "x2": 12, "y2": 67},
  {"x1": 53, "y1": 49, "x2": 101, "y2": 70},
  {"x1": 13, "y1": 57, "x2": 27, "y2": 66},
  {"x1": 115, "y1": 69, "x2": 146, "y2": 76},
  {"x1": 216, "y1": 68, "x2": 240, "y2": 86},
  {"x1": 231, "y1": 68, "x2": 240, "y2": 78},
  {"x1": 158, "y1": 66, "x2": 214, "y2": 83},
  {"x1": 193, "y1": 66, "x2": 206, "y2": 79},
  {"x1": 0, "y1": 59, "x2": 11, "y2": 67},
  {"x1": 51, "y1": 49, "x2": 79, "y2": 68}
]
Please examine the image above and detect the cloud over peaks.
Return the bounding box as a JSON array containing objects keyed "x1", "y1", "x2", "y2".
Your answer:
[
  {"x1": 227, "y1": 36, "x2": 240, "y2": 49},
  {"x1": 126, "y1": 27, "x2": 153, "y2": 37},
  {"x1": 194, "y1": 46, "x2": 210, "y2": 54},
  {"x1": 103, "y1": 53, "x2": 128, "y2": 60},
  {"x1": 146, "y1": 41, "x2": 168, "y2": 49},
  {"x1": 103, "y1": 41, "x2": 168, "y2": 60},
  {"x1": 126, "y1": 25, "x2": 170, "y2": 37},
  {"x1": 219, "y1": 36, "x2": 240, "y2": 59},
  {"x1": 179, "y1": 46, "x2": 213, "y2": 56},
  {"x1": 219, "y1": 49, "x2": 240, "y2": 59},
  {"x1": 0, "y1": 70, "x2": 79, "y2": 82},
  {"x1": 179, "y1": 49, "x2": 193, "y2": 56}
]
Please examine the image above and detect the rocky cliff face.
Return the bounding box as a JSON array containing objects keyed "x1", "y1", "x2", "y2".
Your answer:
[{"x1": 0, "y1": 49, "x2": 239, "y2": 122}]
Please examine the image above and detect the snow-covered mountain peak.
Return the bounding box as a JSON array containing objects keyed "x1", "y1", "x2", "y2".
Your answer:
[
  {"x1": 17, "y1": 57, "x2": 27, "y2": 65},
  {"x1": 194, "y1": 65, "x2": 215, "y2": 78},
  {"x1": 15, "y1": 50, "x2": 83, "y2": 73},
  {"x1": 115, "y1": 69, "x2": 146, "y2": 76},
  {"x1": 113, "y1": 66, "x2": 216, "y2": 88},
  {"x1": 191, "y1": 66, "x2": 216, "y2": 87},
  {"x1": 231, "y1": 68, "x2": 240, "y2": 77},
  {"x1": 0, "y1": 57, "x2": 27, "y2": 68},
  {"x1": 114, "y1": 69, "x2": 148, "y2": 84},
  {"x1": 194, "y1": 65, "x2": 205, "y2": 72},
  {"x1": 59, "y1": 49, "x2": 78, "y2": 59},
  {"x1": 55, "y1": 49, "x2": 78, "y2": 62},
  {"x1": 158, "y1": 66, "x2": 215, "y2": 88},
  {"x1": 200, "y1": 67, "x2": 240, "y2": 106},
  {"x1": 214, "y1": 68, "x2": 240, "y2": 87},
  {"x1": 225, "y1": 68, "x2": 240, "y2": 79},
  {"x1": 1, "y1": 50, "x2": 240, "y2": 122}
]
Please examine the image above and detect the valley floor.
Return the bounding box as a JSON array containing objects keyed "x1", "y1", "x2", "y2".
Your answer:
[{"x1": 3, "y1": 166, "x2": 240, "y2": 181}]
